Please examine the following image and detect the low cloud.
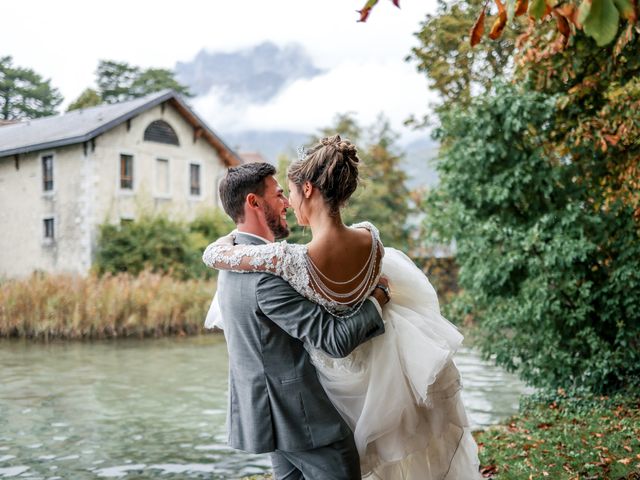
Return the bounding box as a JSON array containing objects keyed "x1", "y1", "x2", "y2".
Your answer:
[{"x1": 192, "y1": 60, "x2": 435, "y2": 144}]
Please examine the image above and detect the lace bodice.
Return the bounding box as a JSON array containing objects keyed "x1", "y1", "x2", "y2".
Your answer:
[{"x1": 202, "y1": 222, "x2": 384, "y2": 316}]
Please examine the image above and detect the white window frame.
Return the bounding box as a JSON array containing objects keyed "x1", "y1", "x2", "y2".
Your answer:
[
  {"x1": 187, "y1": 161, "x2": 203, "y2": 200},
  {"x1": 117, "y1": 151, "x2": 136, "y2": 195},
  {"x1": 154, "y1": 157, "x2": 172, "y2": 199},
  {"x1": 42, "y1": 215, "x2": 57, "y2": 245},
  {"x1": 41, "y1": 151, "x2": 56, "y2": 196}
]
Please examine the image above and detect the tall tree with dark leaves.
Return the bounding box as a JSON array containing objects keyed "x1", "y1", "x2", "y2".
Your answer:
[
  {"x1": 315, "y1": 114, "x2": 412, "y2": 250},
  {"x1": 408, "y1": 0, "x2": 523, "y2": 112},
  {"x1": 0, "y1": 56, "x2": 63, "y2": 120},
  {"x1": 66, "y1": 88, "x2": 102, "y2": 111},
  {"x1": 96, "y1": 60, "x2": 192, "y2": 104}
]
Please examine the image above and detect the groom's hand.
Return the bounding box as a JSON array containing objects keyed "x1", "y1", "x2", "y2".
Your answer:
[{"x1": 372, "y1": 277, "x2": 391, "y2": 306}]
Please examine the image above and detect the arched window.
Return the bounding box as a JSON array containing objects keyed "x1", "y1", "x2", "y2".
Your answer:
[{"x1": 143, "y1": 120, "x2": 180, "y2": 146}]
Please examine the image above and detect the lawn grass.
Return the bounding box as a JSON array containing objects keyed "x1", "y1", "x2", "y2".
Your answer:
[
  {"x1": 242, "y1": 393, "x2": 640, "y2": 480},
  {"x1": 476, "y1": 392, "x2": 640, "y2": 479}
]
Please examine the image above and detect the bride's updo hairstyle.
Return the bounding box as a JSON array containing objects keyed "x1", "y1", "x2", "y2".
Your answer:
[{"x1": 288, "y1": 134, "x2": 360, "y2": 216}]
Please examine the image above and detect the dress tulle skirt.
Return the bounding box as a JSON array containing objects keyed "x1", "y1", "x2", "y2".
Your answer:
[{"x1": 306, "y1": 248, "x2": 482, "y2": 479}]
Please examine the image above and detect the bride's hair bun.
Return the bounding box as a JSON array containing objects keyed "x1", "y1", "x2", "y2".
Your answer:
[{"x1": 288, "y1": 134, "x2": 360, "y2": 215}]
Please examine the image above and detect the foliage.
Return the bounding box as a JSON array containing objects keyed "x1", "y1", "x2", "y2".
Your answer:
[
  {"x1": 188, "y1": 208, "x2": 236, "y2": 258},
  {"x1": 357, "y1": 0, "x2": 400, "y2": 22},
  {"x1": 517, "y1": 25, "x2": 640, "y2": 220},
  {"x1": 469, "y1": 0, "x2": 639, "y2": 48},
  {"x1": 0, "y1": 271, "x2": 215, "y2": 340},
  {"x1": 279, "y1": 113, "x2": 412, "y2": 250},
  {"x1": 409, "y1": 0, "x2": 523, "y2": 110},
  {"x1": 96, "y1": 60, "x2": 192, "y2": 104},
  {"x1": 66, "y1": 88, "x2": 102, "y2": 111},
  {"x1": 0, "y1": 55, "x2": 63, "y2": 120},
  {"x1": 425, "y1": 82, "x2": 640, "y2": 393},
  {"x1": 94, "y1": 214, "x2": 213, "y2": 280},
  {"x1": 476, "y1": 392, "x2": 640, "y2": 479}
]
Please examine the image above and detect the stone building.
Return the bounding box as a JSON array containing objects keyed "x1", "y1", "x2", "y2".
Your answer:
[{"x1": 0, "y1": 90, "x2": 240, "y2": 278}]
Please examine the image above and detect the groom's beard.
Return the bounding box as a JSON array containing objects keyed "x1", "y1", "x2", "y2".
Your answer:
[{"x1": 263, "y1": 202, "x2": 290, "y2": 240}]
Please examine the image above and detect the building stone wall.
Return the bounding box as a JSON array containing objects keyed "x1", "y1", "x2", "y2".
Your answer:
[
  {"x1": 0, "y1": 144, "x2": 88, "y2": 277},
  {"x1": 0, "y1": 102, "x2": 228, "y2": 278}
]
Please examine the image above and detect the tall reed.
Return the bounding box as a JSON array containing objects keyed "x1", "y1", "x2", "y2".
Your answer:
[{"x1": 0, "y1": 271, "x2": 217, "y2": 340}]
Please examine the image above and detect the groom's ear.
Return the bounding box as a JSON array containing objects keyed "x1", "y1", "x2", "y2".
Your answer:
[{"x1": 246, "y1": 193, "x2": 260, "y2": 210}]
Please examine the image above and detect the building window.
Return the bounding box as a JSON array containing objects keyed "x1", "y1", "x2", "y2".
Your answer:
[
  {"x1": 42, "y1": 155, "x2": 54, "y2": 191},
  {"x1": 44, "y1": 218, "x2": 55, "y2": 240},
  {"x1": 120, "y1": 154, "x2": 133, "y2": 190},
  {"x1": 156, "y1": 158, "x2": 170, "y2": 196},
  {"x1": 190, "y1": 163, "x2": 201, "y2": 196},
  {"x1": 143, "y1": 120, "x2": 180, "y2": 146}
]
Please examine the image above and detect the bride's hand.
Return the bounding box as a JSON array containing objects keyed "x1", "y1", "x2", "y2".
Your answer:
[{"x1": 373, "y1": 276, "x2": 391, "y2": 306}]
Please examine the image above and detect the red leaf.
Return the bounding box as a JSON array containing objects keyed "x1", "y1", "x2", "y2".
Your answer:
[
  {"x1": 480, "y1": 464, "x2": 498, "y2": 477},
  {"x1": 357, "y1": 0, "x2": 379, "y2": 22},
  {"x1": 391, "y1": 0, "x2": 400, "y2": 7},
  {"x1": 516, "y1": 0, "x2": 529, "y2": 16},
  {"x1": 470, "y1": 7, "x2": 487, "y2": 46},
  {"x1": 555, "y1": 11, "x2": 571, "y2": 37},
  {"x1": 489, "y1": 0, "x2": 508, "y2": 40}
]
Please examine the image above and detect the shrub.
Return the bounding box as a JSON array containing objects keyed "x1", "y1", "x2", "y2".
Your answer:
[
  {"x1": 94, "y1": 209, "x2": 234, "y2": 280},
  {"x1": 425, "y1": 82, "x2": 640, "y2": 394}
]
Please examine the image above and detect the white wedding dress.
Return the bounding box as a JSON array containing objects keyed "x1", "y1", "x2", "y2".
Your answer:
[{"x1": 204, "y1": 222, "x2": 481, "y2": 479}]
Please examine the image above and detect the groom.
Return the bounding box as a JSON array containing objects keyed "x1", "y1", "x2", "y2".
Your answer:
[{"x1": 213, "y1": 162, "x2": 388, "y2": 480}]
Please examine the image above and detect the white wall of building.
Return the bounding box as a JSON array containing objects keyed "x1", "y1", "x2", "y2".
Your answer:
[{"x1": 0, "y1": 102, "x2": 228, "y2": 278}]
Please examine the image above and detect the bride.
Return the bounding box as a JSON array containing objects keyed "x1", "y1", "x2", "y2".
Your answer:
[{"x1": 203, "y1": 135, "x2": 481, "y2": 479}]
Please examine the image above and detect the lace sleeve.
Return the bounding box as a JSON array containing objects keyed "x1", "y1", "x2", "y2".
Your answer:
[{"x1": 202, "y1": 237, "x2": 288, "y2": 274}]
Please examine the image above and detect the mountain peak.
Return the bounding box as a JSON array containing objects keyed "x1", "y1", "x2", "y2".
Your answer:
[{"x1": 175, "y1": 41, "x2": 324, "y2": 103}]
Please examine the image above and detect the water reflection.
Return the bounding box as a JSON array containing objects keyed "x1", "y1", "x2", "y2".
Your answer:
[{"x1": 0, "y1": 336, "x2": 529, "y2": 478}]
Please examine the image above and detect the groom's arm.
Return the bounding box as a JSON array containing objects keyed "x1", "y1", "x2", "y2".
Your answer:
[{"x1": 255, "y1": 275, "x2": 385, "y2": 359}]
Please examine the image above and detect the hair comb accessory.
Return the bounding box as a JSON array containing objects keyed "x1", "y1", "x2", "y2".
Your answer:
[{"x1": 296, "y1": 145, "x2": 308, "y2": 161}]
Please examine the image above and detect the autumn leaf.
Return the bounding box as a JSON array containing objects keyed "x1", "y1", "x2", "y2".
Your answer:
[
  {"x1": 357, "y1": 0, "x2": 379, "y2": 22},
  {"x1": 470, "y1": 6, "x2": 487, "y2": 46},
  {"x1": 489, "y1": 0, "x2": 508, "y2": 39},
  {"x1": 391, "y1": 0, "x2": 400, "y2": 7},
  {"x1": 555, "y1": 4, "x2": 579, "y2": 27},
  {"x1": 555, "y1": 11, "x2": 572, "y2": 37},
  {"x1": 516, "y1": 0, "x2": 529, "y2": 15}
]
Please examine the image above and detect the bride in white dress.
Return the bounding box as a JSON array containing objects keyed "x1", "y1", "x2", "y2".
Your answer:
[{"x1": 203, "y1": 135, "x2": 481, "y2": 479}]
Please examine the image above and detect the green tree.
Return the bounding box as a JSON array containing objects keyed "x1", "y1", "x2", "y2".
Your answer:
[
  {"x1": 0, "y1": 55, "x2": 63, "y2": 120},
  {"x1": 425, "y1": 83, "x2": 640, "y2": 394},
  {"x1": 96, "y1": 60, "x2": 141, "y2": 104},
  {"x1": 96, "y1": 60, "x2": 192, "y2": 104},
  {"x1": 66, "y1": 88, "x2": 102, "y2": 111},
  {"x1": 282, "y1": 113, "x2": 412, "y2": 249},
  {"x1": 408, "y1": 0, "x2": 522, "y2": 110}
]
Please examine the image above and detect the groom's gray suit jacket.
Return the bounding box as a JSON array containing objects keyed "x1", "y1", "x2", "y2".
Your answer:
[{"x1": 217, "y1": 233, "x2": 385, "y2": 454}]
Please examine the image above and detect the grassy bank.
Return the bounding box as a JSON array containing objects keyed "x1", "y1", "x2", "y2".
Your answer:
[
  {"x1": 0, "y1": 271, "x2": 216, "y2": 340},
  {"x1": 477, "y1": 392, "x2": 640, "y2": 479},
  {"x1": 241, "y1": 393, "x2": 640, "y2": 480}
]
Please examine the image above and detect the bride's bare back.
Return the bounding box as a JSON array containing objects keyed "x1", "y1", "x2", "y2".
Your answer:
[{"x1": 305, "y1": 225, "x2": 384, "y2": 307}]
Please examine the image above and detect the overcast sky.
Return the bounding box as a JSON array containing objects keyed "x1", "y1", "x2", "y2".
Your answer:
[{"x1": 3, "y1": 0, "x2": 439, "y2": 143}]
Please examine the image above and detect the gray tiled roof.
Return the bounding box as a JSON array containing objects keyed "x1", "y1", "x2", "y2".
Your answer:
[{"x1": 0, "y1": 90, "x2": 239, "y2": 165}]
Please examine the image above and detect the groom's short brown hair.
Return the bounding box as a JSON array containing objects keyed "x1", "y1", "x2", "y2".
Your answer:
[{"x1": 219, "y1": 162, "x2": 277, "y2": 223}]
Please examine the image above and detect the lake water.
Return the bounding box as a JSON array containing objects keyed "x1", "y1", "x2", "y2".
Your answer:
[{"x1": 0, "y1": 335, "x2": 530, "y2": 479}]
